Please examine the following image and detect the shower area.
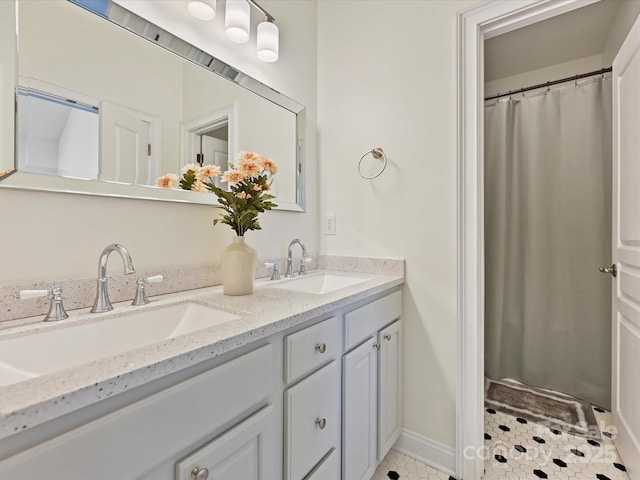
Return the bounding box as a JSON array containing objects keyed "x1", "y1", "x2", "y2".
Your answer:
[
  {"x1": 482, "y1": 1, "x2": 619, "y2": 425},
  {"x1": 484, "y1": 71, "x2": 612, "y2": 411}
]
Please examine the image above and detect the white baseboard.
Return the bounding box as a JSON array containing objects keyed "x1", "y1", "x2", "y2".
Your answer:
[{"x1": 393, "y1": 429, "x2": 456, "y2": 477}]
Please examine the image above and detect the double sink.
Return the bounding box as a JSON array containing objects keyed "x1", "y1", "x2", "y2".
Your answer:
[{"x1": 0, "y1": 273, "x2": 368, "y2": 387}]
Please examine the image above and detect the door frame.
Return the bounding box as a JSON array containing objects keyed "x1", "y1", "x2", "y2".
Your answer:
[{"x1": 456, "y1": 1, "x2": 601, "y2": 478}]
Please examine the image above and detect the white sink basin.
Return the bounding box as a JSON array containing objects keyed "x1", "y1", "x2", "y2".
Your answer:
[
  {"x1": 0, "y1": 302, "x2": 240, "y2": 387},
  {"x1": 273, "y1": 273, "x2": 368, "y2": 295}
]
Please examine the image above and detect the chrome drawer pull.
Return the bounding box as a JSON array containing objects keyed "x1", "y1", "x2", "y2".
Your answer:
[
  {"x1": 384, "y1": 334, "x2": 392, "y2": 341},
  {"x1": 191, "y1": 466, "x2": 209, "y2": 480},
  {"x1": 315, "y1": 417, "x2": 327, "y2": 429},
  {"x1": 315, "y1": 343, "x2": 327, "y2": 353}
]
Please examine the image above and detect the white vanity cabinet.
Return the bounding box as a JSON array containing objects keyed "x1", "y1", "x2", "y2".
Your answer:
[
  {"x1": 283, "y1": 316, "x2": 341, "y2": 480},
  {"x1": 0, "y1": 344, "x2": 276, "y2": 480},
  {"x1": 0, "y1": 283, "x2": 403, "y2": 480},
  {"x1": 342, "y1": 291, "x2": 403, "y2": 480}
]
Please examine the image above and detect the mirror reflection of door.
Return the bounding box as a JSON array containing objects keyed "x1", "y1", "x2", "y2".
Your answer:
[
  {"x1": 183, "y1": 110, "x2": 231, "y2": 189},
  {"x1": 194, "y1": 124, "x2": 228, "y2": 188},
  {"x1": 100, "y1": 102, "x2": 155, "y2": 185}
]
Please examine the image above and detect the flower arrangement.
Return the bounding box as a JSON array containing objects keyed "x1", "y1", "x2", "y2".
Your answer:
[{"x1": 156, "y1": 151, "x2": 278, "y2": 236}]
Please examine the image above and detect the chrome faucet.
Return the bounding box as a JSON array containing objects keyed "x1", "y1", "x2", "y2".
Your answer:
[
  {"x1": 91, "y1": 244, "x2": 136, "y2": 313},
  {"x1": 285, "y1": 238, "x2": 308, "y2": 278}
]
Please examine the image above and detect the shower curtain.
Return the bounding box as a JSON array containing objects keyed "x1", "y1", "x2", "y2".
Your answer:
[{"x1": 484, "y1": 77, "x2": 612, "y2": 408}]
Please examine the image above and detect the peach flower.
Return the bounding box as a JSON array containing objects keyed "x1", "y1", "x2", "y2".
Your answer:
[
  {"x1": 197, "y1": 164, "x2": 221, "y2": 181},
  {"x1": 181, "y1": 163, "x2": 200, "y2": 175},
  {"x1": 258, "y1": 156, "x2": 278, "y2": 174},
  {"x1": 221, "y1": 169, "x2": 245, "y2": 183},
  {"x1": 191, "y1": 180, "x2": 207, "y2": 192},
  {"x1": 155, "y1": 173, "x2": 179, "y2": 188},
  {"x1": 237, "y1": 158, "x2": 261, "y2": 177},
  {"x1": 236, "y1": 191, "x2": 251, "y2": 199},
  {"x1": 237, "y1": 151, "x2": 259, "y2": 162},
  {"x1": 261, "y1": 182, "x2": 271, "y2": 191}
]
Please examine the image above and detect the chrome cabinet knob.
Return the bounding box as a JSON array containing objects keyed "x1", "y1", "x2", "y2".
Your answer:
[
  {"x1": 191, "y1": 466, "x2": 209, "y2": 480},
  {"x1": 373, "y1": 342, "x2": 381, "y2": 350},
  {"x1": 384, "y1": 334, "x2": 392, "y2": 341},
  {"x1": 315, "y1": 417, "x2": 327, "y2": 429},
  {"x1": 315, "y1": 343, "x2": 327, "y2": 353},
  {"x1": 599, "y1": 264, "x2": 617, "y2": 277}
]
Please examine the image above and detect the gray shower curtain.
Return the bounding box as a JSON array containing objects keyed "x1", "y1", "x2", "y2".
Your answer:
[{"x1": 484, "y1": 77, "x2": 612, "y2": 408}]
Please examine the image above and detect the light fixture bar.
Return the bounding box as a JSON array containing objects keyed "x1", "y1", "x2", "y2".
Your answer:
[{"x1": 246, "y1": 0, "x2": 275, "y2": 22}]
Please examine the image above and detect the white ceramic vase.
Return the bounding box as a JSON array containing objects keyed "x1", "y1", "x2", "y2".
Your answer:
[{"x1": 221, "y1": 236, "x2": 257, "y2": 295}]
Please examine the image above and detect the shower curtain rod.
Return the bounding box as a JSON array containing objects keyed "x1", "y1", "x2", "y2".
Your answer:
[{"x1": 484, "y1": 66, "x2": 612, "y2": 101}]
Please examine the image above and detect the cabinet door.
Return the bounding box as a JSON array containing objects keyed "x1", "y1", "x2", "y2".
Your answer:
[
  {"x1": 378, "y1": 320, "x2": 402, "y2": 461},
  {"x1": 342, "y1": 337, "x2": 377, "y2": 480},
  {"x1": 175, "y1": 404, "x2": 277, "y2": 480}
]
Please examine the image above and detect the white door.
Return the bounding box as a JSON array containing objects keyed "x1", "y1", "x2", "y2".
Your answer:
[
  {"x1": 101, "y1": 102, "x2": 149, "y2": 184},
  {"x1": 612, "y1": 13, "x2": 640, "y2": 479},
  {"x1": 342, "y1": 337, "x2": 377, "y2": 480}
]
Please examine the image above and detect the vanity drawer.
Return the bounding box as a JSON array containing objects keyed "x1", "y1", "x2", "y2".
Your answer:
[
  {"x1": 344, "y1": 290, "x2": 402, "y2": 350},
  {"x1": 284, "y1": 316, "x2": 338, "y2": 384},
  {"x1": 305, "y1": 448, "x2": 341, "y2": 480},
  {"x1": 285, "y1": 360, "x2": 340, "y2": 480}
]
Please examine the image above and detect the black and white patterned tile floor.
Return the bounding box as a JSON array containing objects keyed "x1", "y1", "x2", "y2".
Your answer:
[
  {"x1": 483, "y1": 407, "x2": 629, "y2": 479},
  {"x1": 371, "y1": 408, "x2": 629, "y2": 479}
]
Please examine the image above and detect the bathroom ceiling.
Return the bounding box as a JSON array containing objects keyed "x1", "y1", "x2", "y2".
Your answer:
[{"x1": 484, "y1": 0, "x2": 621, "y2": 82}]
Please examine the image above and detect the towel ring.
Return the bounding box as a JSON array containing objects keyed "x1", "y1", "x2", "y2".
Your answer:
[{"x1": 358, "y1": 148, "x2": 387, "y2": 179}]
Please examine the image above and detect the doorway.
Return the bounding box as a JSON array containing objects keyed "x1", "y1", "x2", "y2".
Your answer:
[{"x1": 456, "y1": 1, "x2": 640, "y2": 479}]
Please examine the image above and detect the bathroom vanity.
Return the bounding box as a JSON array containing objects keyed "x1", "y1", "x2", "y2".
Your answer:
[{"x1": 0, "y1": 268, "x2": 403, "y2": 480}]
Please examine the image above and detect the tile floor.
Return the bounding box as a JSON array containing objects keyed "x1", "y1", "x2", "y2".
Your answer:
[
  {"x1": 371, "y1": 449, "x2": 455, "y2": 480},
  {"x1": 372, "y1": 408, "x2": 630, "y2": 480},
  {"x1": 483, "y1": 407, "x2": 629, "y2": 479}
]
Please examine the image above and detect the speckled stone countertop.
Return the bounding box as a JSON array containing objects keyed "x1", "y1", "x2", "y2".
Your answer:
[{"x1": 0, "y1": 262, "x2": 403, "y2": 441}]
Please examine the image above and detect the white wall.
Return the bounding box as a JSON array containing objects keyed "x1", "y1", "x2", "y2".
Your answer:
[
  {"x1": 603, "y1": 0, "x2": 640, "y2": 64},
  {"x1": 318, "y1": 0, "x2": 478, "y2": 450},
  {"x1": 0, "y1": 0, "x2": 317, "y2": 284},
  {"x1": 58, "y1": 108, "x2": 100, "y2": 179}
]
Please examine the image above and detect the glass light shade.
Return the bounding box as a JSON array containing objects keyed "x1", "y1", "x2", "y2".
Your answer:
[
  {"x1": 225, "y1": 0, "x2": 250, "y2": 43},
  {"x1": 257, "y1": 21, "x2": 279, "y2": 62},
  {"x1": 187, "y1": 0, "x2": 216, "y2": 21}
]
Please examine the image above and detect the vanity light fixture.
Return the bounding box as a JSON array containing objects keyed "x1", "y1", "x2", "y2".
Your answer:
[
  {"x1": 187, "y1": 0, "x2": 216, "y2": 21},
  {"x1": 257, "y1": 18, "x2": 279, "y2": 63},
  {"x1": 187, "y1": 0, "x2": 279, "y2": 62},
  {"x1": 225, "y1": 0, "x2": 251, "y2": 43}
]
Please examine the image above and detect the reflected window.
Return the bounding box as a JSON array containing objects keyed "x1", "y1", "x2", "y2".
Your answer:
[{"x1": 18, "y1": 88, "x2": 99, "y2": 179}]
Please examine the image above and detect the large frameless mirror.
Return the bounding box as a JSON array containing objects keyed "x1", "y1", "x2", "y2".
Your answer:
[{"x1": 0, "y1": 0, "x2": 304, "y2": 211}]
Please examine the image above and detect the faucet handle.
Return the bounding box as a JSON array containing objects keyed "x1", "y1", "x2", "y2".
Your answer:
[
  {"x1": 298, "y1": 257, "x2": 312, "y2": 276},
  {"x1": 17, "y1": 289, "x2": 51, "y2": 300},
  {"x1": 264, "y1": 262, "x2": 281, "y2": 281},
  {"x1": 16, "y1": 287, "x2": 69, "y2": 322},
  {"x1": 131, "y1": 275, "x2": 164, "y2": 306}
]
